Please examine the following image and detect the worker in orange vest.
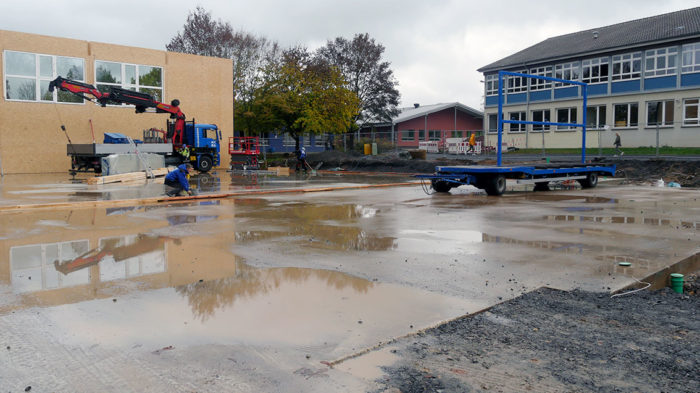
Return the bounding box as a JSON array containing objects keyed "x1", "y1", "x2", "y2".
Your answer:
[{"x1": 467, "y1": 133, "x2": 476, "y2": 153}]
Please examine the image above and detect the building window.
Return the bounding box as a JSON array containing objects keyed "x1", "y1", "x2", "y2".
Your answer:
[
  {"x1": 95, "y1": 60, "x2": 163, "y2": 102},
  {"x1": 488, "y1": 114, "x2": 502, "y2": 134},
  {"x1": 530, "y1": 66, "x2": 552, "y2": 90},
  {"x1": 418, "y1": 130, "x2": 425, "y2": 140},
  {"x1": 401, "y1": 130, "x2": 415, "y2": 141},
  {"x1": 282, "y1": 133, "x2": 296, "y2": 147},
  {"x1": 645, "y1": 47, "x2": 678, "y2": 77},
  {"x1": 531, "y1": 109, "x2": 551, "y2": 131},
  {"x1": 614, "y1": 103, "x2": 639, "y2": 128},
  {"x1": 582, "y1": 57, "x2": 609, "y2": 84},
  {"x1": 612, "y1": 52, "x2": 642, "y2": 80},
  {"x1": 4, "y1": 50, "x2": 84, "y2": 103},
  {"x1": 509, "y1": 112, "x2": 526, "y2": 133},
  {"x1": 314, "y1": 134, "x2": 327, "y2": 147},
  {"x1": 554, "y1": 62, "x2": 579, "y2": 86},
  {"x1": 507, "y1": 70, "x2": 527, "y2": 94},
  {"x1": 451, "y1": 131, "x2": 463, "y2": 138},
  {"x1": 556, "y1": 108, "x2": 577, "y2": 130},
  {"x1": 683, "y1": 99, "x2": 699, "y2": 125},
  {"x1": 646, "y1": 100, "x2": 674, "y2": 126},
  {"x1": 586, "y1": 105, "x2": 607, "y2": 129},
  {"x1": 681, "y1": 42, "x2": 700, "y2": 73},
  {"x1": 485, "y1": 74, "x2": 498, "y2": 96},
  {"x1": 428, "y1": 130, "x2": 441, "y2": 141}
]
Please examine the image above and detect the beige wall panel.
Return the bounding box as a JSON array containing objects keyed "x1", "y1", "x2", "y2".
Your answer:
[{"x1": 1, "y1": 30, "x2": 233, "y2": 174}]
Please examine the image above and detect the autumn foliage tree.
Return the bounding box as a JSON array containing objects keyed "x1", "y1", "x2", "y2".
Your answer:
[
  {"x1": 317, "y1": 33, "x2": 400, "y2": 129},
  {"x1": 262, "y1": 47, "x2": 359, "y2": 149}
]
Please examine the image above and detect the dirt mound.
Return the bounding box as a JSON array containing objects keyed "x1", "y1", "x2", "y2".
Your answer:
[
  {"x1": 613, "y1": 159, "x2": 700, "y2": 187},
  {"x1": 307, "y1": 152, "x2": 699, "y2": 187}
]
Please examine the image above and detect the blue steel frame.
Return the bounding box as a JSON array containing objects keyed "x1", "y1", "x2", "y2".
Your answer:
[{"x1": 497, "y1": 71, "x2": 588, "y2": 166}]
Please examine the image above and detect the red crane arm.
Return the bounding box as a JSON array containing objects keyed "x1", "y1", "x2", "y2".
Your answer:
[{"x1": 49, "y1": 76, "x2": 186, "y2": 145}]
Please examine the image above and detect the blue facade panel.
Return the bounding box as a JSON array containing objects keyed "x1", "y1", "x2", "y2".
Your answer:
[
  {"x1": 586, "y1": 83, "x2": 607, "y2": 96},
  {"x1": 644, "y1": 76, "x2": 676, "y2": 90},
  {"x1": 680, "y1": 72, "x2": 700, "y2": 87},
  {"x1": 507, "y1": 93, "x2": 527, "y2": 104},
  {"x1": 553, "y1": 86, "x2": 579, "y2": 99},
  {"x1": 485, "y1": 96, "x2": 498, "y2": 107},
  {"x1": 611, "y1": 80, "x2": 640, "y2": 94},
  {"x1": 529, "y1": 90, "x2": 551, "y2": 102}
]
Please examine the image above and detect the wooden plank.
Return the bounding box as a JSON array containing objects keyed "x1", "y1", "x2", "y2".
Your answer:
[{"x1": 87, "y1": 167, "x2": 170, "y2": 185}]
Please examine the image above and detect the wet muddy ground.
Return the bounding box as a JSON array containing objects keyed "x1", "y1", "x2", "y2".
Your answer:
[{"x1": 0, "y1": 169, "x2": 698, "y2": 392}]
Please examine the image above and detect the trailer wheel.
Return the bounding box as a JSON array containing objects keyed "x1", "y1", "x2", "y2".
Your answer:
[
  {"x1": 533, "y1": 182, "x2": 550, "y2": 191},
  {"x1": 485, "y1": 175, "x2": 506, "y2": 196},
  {"x1": 431, "y1": 179, "x2": 452, "y2": 193},
  {"x1": 579, "y1": 172, "x2": 598, "y2": 188},
  {"x1": 198, "y1": 156, "x2": 213, "y2": 172}
]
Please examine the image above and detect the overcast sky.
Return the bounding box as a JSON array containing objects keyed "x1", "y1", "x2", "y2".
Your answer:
[{"x1": 2, "y1": 1, "x2": 698, "y2": 110}]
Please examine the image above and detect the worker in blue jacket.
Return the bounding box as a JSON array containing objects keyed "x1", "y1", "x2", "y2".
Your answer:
[{"x1": 165, "y1": 163, "x2": 194, "y2": 196}]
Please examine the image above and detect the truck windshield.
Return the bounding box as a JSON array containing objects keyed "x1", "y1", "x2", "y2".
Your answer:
[{"x1": 200, "y1": 128, "x2": 217, "y2": 139}]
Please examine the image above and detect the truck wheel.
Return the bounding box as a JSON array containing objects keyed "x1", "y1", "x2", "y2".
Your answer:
[
  {"x1": 579, "y1": 172, "x2": 598, "y2": 188},
  {"x1": 485, "y1": 175, "x2": 506, "y2": 196},
  {"x1": 431, "y1": 179, "x2": 452, "y2": 193},
  {"x1": 198, "y1": 156, "x2": 213, "y2": 172}
]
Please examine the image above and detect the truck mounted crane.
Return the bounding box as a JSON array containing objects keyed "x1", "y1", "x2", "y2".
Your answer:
[{"x1": 49, "y1": 76, "x2": 221, "y2": 173}]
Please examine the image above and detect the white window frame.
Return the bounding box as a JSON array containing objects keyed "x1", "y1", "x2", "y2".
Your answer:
[
  {"x1": 401, "y1": 130, "x2": 415, "y2": 141},
  {"x1": 508, "y1": 111, "x2": 526, "y2": 133},
  {"x1": 612, "y1": 52, "x2": 642, "y2": 80},
  {"x1": 554, "y1": 62, "x2": 580, "y2": 87},
  {"x1": 485, "y1": 74, "x2": 498, "y2": 96},
  {"x1": 582, "y1": 57, "x2": 609, "y2": 84},
  {"x1": 94, "y1": 60, "x2": 163, "y2": 105},
  {"x1": 682, "y1": 98, "x2": 699, "y2": 126},
  {"x1": 3, "y1": 50, "x2": 85, "y2": 104},
  {"x1": 487, "y1": 114, "x2": 502, "y2": 134},
  {"x1": 681, "y1": 42, "x2": 700, "y2": 73},
  {"x1": 555, "y1": 107, "x2": 577, "y2": 131},
  {"x1": 314, "y1": 133, "x2": 327, "y2": 147},
  {"x1": 586, "y1": 105, "x2": 607, "y2": 130},
  {"x1": 506, "y1": 70, "x2": 527, "y2": 94},
  {"x1": 529, "y1": 66, "x2": 553, "y2": 90},
  {"x1": 282, "y1": 133, "x2": 296, "y2": 147},
  {"x1": 531, "y1": 109, "x2": 551, "y2": 132},
  {"x1": 646, "y1": 100, "x2": 674, "y2": 127},
  {"x1": 645, "y1": 47, "x2": 678, "y2": 77},
  {"x1": 613, "y1": 103, "x2": 639, "y2": 128}
]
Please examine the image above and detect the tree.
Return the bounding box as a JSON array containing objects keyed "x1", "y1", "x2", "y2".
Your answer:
[
  {"x1": 317, "y1": 33, "x2": 400, "y2": 129},
  {"x1": 263, "y1": 47, "x2": 359, "y2": 149},
  {"x1": 167, "y1": 7, "x2": 281, "y2": 135}
]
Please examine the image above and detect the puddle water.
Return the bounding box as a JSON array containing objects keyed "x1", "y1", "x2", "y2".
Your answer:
[{"x1": 10, "y1": 259, "x2": 471, "y2": 355}]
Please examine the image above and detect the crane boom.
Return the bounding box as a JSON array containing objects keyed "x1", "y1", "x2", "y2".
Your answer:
[{"x1": 48, "y1": 76, "x2": 186, "y2": 145}]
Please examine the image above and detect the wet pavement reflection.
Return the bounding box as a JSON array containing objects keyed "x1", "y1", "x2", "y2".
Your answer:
[{"x1": 0, "y1": 173, "x2": 698, "y2": 391}]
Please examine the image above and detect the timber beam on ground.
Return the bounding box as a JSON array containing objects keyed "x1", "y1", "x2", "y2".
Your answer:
[{"x1": 0, "y1": 181, "x2": 421, "y2": 213}]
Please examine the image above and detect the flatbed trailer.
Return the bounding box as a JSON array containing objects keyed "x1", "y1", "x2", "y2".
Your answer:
[
  {"x1": 416, "y1": 162, "x2": 616, "y2": 196},
  {"x1": 417, "y1": 71, "x2": 616, "y2": 196}
]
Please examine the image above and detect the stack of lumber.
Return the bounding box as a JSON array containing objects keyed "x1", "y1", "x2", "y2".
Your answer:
[{"x1": 87, "y1": 167, "x2": 170, "y2": 185}]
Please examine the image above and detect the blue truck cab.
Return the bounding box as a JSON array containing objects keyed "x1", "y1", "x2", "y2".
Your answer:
[{"x1": 183, "y1": 122, "x2": 221, "y2": 172}]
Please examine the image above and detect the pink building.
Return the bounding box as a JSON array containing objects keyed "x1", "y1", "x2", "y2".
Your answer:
[{"x1": 359, "y1": 102, "x2": 483, "y2": 148}]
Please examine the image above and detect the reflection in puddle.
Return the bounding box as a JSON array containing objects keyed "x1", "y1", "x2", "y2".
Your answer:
[{"x1": 39, "y1": 263, "x2": 470, "y2": 351}]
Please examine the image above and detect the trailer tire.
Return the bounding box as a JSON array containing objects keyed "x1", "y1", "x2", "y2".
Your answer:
[
  {"x1": 533, "y1": 182, "x2": 550, "y2": 191},
  {"x1": 485, "y1": 175, "x2": 506, "y2": 196},
  {"x1": 198, "y1": 156, "x2": 213, "y2": 172},
  {"x1": 431, "y1": 179, "x2": 452, "y2": 193},
  {"x1": 579, "y1": 172, "x2": 598, "y2": 188}
]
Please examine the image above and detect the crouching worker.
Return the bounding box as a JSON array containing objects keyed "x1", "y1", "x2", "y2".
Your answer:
[{"x1": 165, "y1": 164, "x2": 194, "y2": 197}]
